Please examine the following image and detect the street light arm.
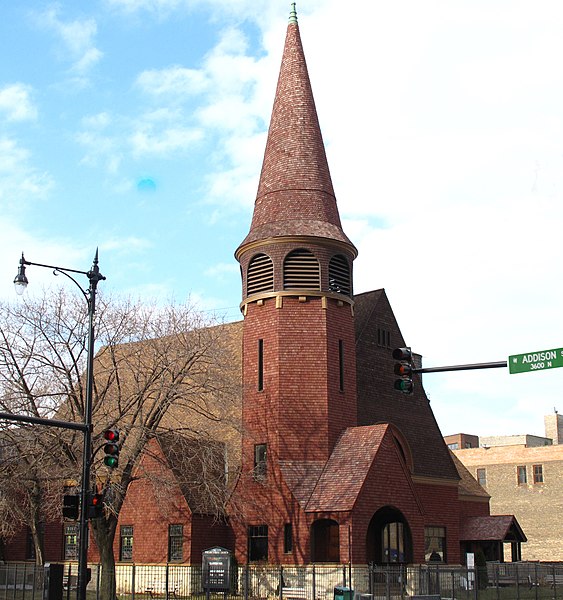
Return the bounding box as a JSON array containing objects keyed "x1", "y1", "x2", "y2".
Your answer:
[{"x1": 16, "y1": 250, "x2": 106, "y2": 307}]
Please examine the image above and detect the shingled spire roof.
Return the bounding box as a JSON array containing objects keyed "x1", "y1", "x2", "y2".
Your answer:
[{"x1": 237, "y1": 3, "x2": 355, "y2": 253}]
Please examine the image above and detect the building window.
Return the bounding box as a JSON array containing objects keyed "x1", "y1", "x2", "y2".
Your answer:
[
  {"x1": 377, "y1": 328, "x2": 391, "y2": 348},
  {"x1": 283, "y1": 249, "x2": 320, "y2": 290},
  {"x1": 533, "y1": 464, "x2": 543, "y2": 484},
  {"x1": 382, "y1": 522, "x2": 405, "y2": 563},
  {"x1": 168, "y1": 524, "x2": 183, "y2": 562},
  {"x1": 338, "y1": 340, "x2": 344, "y2": 392},
  {"x1": 120, "y1": 526, "x2": 133, "y2": 561},
  {"x1": 476, "y1": 468, "x2": 486, "y2": 487},
  {"x1": 517, "y1": 466, "x2": 527, "y2": 485},
  {"x1": 26, "y1": 524, "x2": 44, "y2": 561},
  {"x1": 424, "y1": 527, "x2": 446, "y2": 562},
  {"x1": 258, "y1": 339, "x2": 264, "y2": 391},
  {"x1": 284, "y1": 523, "x2": 293, "y2": 554},
  {"x1": 254, "y1": 443, "x2": 267, "y2": 480},
  {"x1": 247, "y1": 253, "x2": 274, "y2": 296},
  {"x1": 328, "y1": 255, "x2": 351, "y2": 296},
  {"x1": 248, "y1": 525, "x2": 268, "y2": 561},
  {"x1": 447, "y1": 443, "x2": 459, "y2": 450},
  {"x1": 64, "y1": 524, "x2": 78, "y2": 560}
]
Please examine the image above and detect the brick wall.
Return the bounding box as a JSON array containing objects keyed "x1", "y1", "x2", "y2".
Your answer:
[{"x1": 454, "y1": 444, "x2": 563, "y2": 560}]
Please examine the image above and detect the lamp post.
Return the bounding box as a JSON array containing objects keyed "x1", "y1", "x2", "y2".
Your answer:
[{"x1": 14, "y1": 250, "x2": 105, "y2": 600}]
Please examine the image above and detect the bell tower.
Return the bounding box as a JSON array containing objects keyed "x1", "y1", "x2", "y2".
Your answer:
[{"x1": 235, "y1": 3, "x2": 358, "y2": 473}]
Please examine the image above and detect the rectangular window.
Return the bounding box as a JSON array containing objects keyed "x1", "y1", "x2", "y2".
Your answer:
[
  {"x1": 254, "y1": 443, "x2": 267, "y2": 480},
  {"x1": 338, "y1": 339, "x2": 344, "y2": 392},
  {"x1": 248, "y1": 525, "x2": 268, "y2": 561},
  {"x1": 258, "y1": 339, "x2": 264, "y2": 391},
  {"x1": 284, "y1": 523, "x2": 293, "y2": 554},
  {"x1": 168, "y1": 524, "x2": 183, "y2": 562},
  {"x1": 476, "y1": 468, "x2": 486, "y2": 487},
  {"x1": 517, "y1": 466, "x2": 527, "y2": 485},
  {"x1": 424, "y1": 526, "x2": 446, "y2": 563},
  {"x1": 120, "y1": 526, "x2": 134, "y2": 561},
  {"x1": 64, "y1": 524, "x2": 79, "y2": 560},
  {"x1": 447, "y1": 442, "x2": 459, "y2": 450},
  {"x1": 533, "y1": 464, "x2": 543, "y2": 484}
]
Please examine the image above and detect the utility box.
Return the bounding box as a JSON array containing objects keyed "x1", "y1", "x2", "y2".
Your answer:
[
  {"x1": 43, "y1": 563, "x2": 63, "y2": 600},
  {"x1": 334, "y1": 586, "x2": 354, "y2": 600}
]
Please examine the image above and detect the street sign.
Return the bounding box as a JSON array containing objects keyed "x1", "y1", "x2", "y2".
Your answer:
[{"x1": 508, "y1": 347, "x2": 563, "y2": 374}]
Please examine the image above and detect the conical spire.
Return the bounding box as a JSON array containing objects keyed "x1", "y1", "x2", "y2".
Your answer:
[{"x1": 237, "y1": 3, "x2": 355, "y2": 253}]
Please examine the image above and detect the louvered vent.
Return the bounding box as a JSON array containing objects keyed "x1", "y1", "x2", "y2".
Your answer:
[
  {"x1": 247, "y1": 253, "x2": 274, "y2": 295},
  {"x1": 283, "y1": 249, "x2": 320, "y2": 290},
  {"x1": 328, "y1": 255, "x2": 351, "y2": 296}
]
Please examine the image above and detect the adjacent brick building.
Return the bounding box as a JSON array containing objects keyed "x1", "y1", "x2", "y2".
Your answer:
[{"x1": 450, "y1": 412, "x2": 563, "y2": 561}]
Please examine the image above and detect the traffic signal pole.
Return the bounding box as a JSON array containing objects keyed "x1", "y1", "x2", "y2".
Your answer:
[{"x1": 413, "y1": 360, "x2": 507, "y2": 374}]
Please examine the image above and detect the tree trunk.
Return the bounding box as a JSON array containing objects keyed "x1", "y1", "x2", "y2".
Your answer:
[{"x1": 91, "y1": 515, "x2": 118, "y2": 600}]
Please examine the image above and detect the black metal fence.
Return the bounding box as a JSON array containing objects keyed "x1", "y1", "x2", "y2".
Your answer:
[{"x1": 0, "y1": 562, "x2": 562, "y2": 600}]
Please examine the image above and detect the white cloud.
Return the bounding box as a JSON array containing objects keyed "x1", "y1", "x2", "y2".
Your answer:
[
  {"x1": 136, "y1": 66, "x2": 208, "y2": 97},
  {"x1": 129, "y1": 126, "x2": 203, "y2": 156},
  {"x1": 0, "y1": 84, "x2": 38, "y2": 122},
  {"x1": 0, "y1": 138, "x2": 53, "y2": 208},
  {"x1": 35, "y1": 6, "x2": 103, "y2": 75}
]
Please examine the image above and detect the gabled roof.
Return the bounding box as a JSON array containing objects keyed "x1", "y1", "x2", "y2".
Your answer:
[
  {"x1": 354, "y1": 289, "x2": 461, "y2": 482},
  {"x1": 460, "y1": 515, "x2": 527, "y2": 543},
  {"x1": 155, "y1": 431, "x2": 228, "y2": 516},
  {"x1": 237, "y1": 6, "x2": 354, "y2": 252},
  {"x1": 305, "y1": 425, "x2": 389, "y2": 512}
]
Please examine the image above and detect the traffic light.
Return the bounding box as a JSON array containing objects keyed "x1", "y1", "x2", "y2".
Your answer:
[
  {"x1": 62, "y1": 494, "x2": 80, "y2": 520},
  {"x1": 103, "y1": 428, "x2": 119, "y2": 468},
  {"x1": 393, "y1": 347, "x2": 414, "y2": 394},
  {"x1": 89, "y1": 492, "x2": 104, "y2": 519}
]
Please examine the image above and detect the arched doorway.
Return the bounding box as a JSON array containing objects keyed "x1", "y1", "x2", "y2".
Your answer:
[
  {"x1": 366, "y1": 507, "x2": 413, "y2": 564},
  {"x1": 311, "y1": 519, "x2": 340, "y2": 562}
]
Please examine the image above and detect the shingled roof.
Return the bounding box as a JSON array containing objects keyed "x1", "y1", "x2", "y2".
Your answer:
[
  {"x1": 237, "y1": 6, "x2": 354, "y2": 251},
  {"x1": 460, "y1": 515, "x2": 527, "y2": 543},
  {"x1": 305, "y1": 424, "x2": 389, "y2": 512}
]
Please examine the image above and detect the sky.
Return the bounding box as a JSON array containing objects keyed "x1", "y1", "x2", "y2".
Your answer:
[{"x1": 1, "y1": 0, "x2": 562, "y2": 439}]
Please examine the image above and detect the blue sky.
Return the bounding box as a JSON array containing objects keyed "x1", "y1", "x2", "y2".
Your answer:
[{"x1": 2, "y1": 0, "x2": 563, "y2": 439}]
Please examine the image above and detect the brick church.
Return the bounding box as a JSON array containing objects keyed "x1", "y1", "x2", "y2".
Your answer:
[
  {"x1": 227, "y1": 4, "x2": 503, "y2": 566},
  {"x1": 3, "y1": 5, "x2": 526, "y2": 568}
]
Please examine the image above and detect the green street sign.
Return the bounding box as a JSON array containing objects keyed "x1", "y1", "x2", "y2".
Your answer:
[{"x1": 509, "y1": 347, "x2": 563, "y2": 374}]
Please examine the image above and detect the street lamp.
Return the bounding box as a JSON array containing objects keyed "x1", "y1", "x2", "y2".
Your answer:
[{"x1": 14, "y1": 250, "x2": 105, "y2": 600}]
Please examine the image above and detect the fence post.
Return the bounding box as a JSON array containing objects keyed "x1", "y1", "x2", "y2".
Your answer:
[
  {"x1": 312, "y1": 565, "x2": 316, "y2": 600},
  {"x1": 244, "y1": 564, "x2": 249, "y2": 600},
  {"x1": 278, "y1": 566, "x2": 283, "y2": 600},
  {"x1": 132, "y1": 563, "x2": 136, "y2": 600},
  {"x1": 165, "y1": 563, "x2": 170, "y2": 600}
]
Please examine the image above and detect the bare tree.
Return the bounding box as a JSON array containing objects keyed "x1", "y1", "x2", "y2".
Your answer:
[{"x1": 0, "y1": 289, "x2": 241, "y2": 599}]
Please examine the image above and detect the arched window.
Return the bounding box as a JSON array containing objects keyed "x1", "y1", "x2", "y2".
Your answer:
[
  {"x1": 247, "y1": 253, "x2": 274, "y2": 296},
  {"x1": 311, "y1": 519, "x2": 340, "y2": 562},
  {"x1": 328, "y1": 254, "x2": 351, "y2": 296},
  {"x1": 283, "y1": 249, "x2": 320, "y2": 290},
  {"x1": 366, "y1": 507, "x2": 413, "y2": 564}
]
